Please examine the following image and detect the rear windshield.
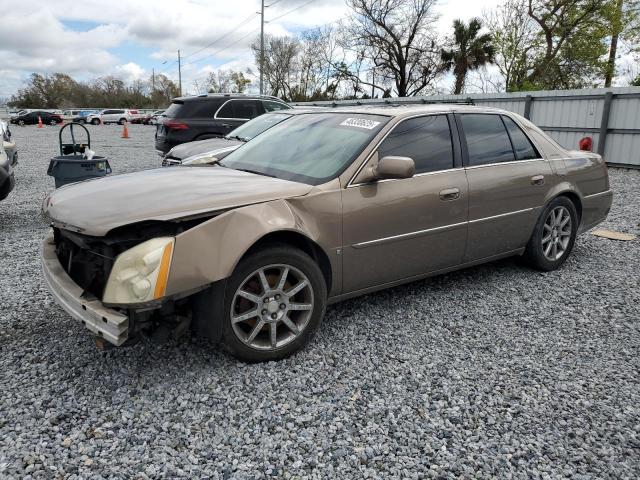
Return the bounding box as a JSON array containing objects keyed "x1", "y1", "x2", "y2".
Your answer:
[{"x1": 165, "y1": 99, "x2": 223, "y2": 118}]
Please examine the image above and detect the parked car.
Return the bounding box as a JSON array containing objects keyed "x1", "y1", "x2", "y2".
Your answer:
[
  {"x1": 41, "y1": 105, "x2": 612, "y2": 362},
  {"x1": 162, "y1": 111, "x2": 294, "y2": 166},
  {"x1": 0, "y1": 145, "x2": 15, "y2": 203},
  {"x1": 70, "y1": 110, "x2": 100, "y2": 124},
  {"x1": 154, "y1": 94, "x2": 291, "y2": 154},
  {"x1": 86, "y1": 109, "x2": 141, "y2": 125},
  {"x1": 10, "y1": 111, "x2": 63, "y2": 126},
  {"x1": 1, "y1": 120, "x2": 17, "y2": 167},
  {"x1": 148, "y1": 110, "x2": 165, "y2": 125}
]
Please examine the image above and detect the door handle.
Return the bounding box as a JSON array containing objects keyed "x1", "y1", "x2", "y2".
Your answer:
[
  {"x1": 439, "y1": 187, "x2": 460, "y2": 201},
  {"x1": 531, "y1": 175, "x2": 545, "y2": 186},
  {"x1": 221, "y1": 123, "x2": 233, "y2": 128}
]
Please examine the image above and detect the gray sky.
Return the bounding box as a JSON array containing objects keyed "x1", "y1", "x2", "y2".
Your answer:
[{"x1": 0, "y1": 0, "x2": 528, "y2": 98}]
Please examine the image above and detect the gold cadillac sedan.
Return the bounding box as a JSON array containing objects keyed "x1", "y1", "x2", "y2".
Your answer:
[{"x1": 41, "y1": 105, "x2": 612, "y2": 362}]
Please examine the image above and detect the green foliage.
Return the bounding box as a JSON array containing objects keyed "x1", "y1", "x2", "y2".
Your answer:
[
  {"x1": 8, "y1": 73, "x2": 180, "y2": 109},
  {"x1": 441, "y1": 18, "x2": 495, "y2": 94}
]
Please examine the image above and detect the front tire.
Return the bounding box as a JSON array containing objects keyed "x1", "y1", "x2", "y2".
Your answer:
[
  {"x1": 118, "y1": 118, "x2": 127, "y2": 125},
  {"x1": 91, "y1": 118, "x2": 100, "y2": 125},
  {"x1": 523, "y1": 196, "x2": 578, "y2": 271},
  {"x1": 221, "y1": 245, "x2": 327, "y2": 362}
]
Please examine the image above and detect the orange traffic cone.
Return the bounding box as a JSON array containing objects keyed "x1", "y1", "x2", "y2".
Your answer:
[
  {"x1": 121, "y1": 122, "x2": 130, "y2": 139},
  {"x1": 37, "y1": 116, "x2": 43, "y2": 128}
]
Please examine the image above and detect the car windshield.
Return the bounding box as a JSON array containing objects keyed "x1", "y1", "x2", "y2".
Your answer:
[
  {"x1": 225, "y1": 112, "x2": 292, "y2": 142},
  {"x1": 220, "y1": 113, "x2": 389, "y2": 185}
]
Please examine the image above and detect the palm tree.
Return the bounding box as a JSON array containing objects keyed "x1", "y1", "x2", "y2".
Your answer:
[{"x1": 441, "y1": 18, "x2": 495, "y2": 95}]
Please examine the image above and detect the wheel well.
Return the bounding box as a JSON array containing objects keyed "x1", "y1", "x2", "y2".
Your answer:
[
  {"x1": 243, "y1": 231, "x2": 333, "y2": 293},
  {"x1": 557, "y1": 191, "x2": 582, "y2": 222}
]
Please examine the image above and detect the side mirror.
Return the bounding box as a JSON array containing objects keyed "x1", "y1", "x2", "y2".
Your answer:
[{"x1": 373, "y1": 156, "x2": 415, "y2": 180}]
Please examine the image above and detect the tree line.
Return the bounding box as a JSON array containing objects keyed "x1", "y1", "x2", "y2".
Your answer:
[
  {"x1": 8, "y1": 0, "x2": 640, "y2": 108},
  {"x1": 8, "y1": 73, "x2": 181, "y2": 109}
]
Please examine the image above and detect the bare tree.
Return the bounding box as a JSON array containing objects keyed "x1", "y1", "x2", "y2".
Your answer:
[
  {"x1": 251, "y1": 35, "x2": 300, "y2": 100},
  {"x1": 338, "y1": 0, "x2": 444, "y2": 97}
]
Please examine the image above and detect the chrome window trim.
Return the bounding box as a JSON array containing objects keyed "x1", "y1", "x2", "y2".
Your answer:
[
  {"x1": 214, "y1": 99, "x2": 256, "y2": 121},
  {"x1": 346, "y1": 111, "x2": 453, "y2": 188},
  {"x1": 352, "y1": 221, "x2": 468, "y2": 249},
  {"x1": 464, "y1": 158, "x2": 546, "y2": 170},
  {"x1": 349, "y1": 167, "x2": 464, "y2": 188}
]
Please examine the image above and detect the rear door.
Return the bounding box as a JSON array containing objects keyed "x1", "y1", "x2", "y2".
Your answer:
[
  {"x1": 214, "y1": 99, "x2": 265, "y2": 135},
  {"x1": 342, "y1": 114, "x2": 468, "y2": 293},
  {"x1": 457, "y1": 113, "x2": 553, "y2": 261}
]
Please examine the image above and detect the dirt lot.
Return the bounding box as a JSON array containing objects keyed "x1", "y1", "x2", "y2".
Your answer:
[{"x1": 1, "y1": 124, "x2": 639, "y2": 479}]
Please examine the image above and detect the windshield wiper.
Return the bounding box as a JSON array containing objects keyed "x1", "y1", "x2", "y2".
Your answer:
[
  {"x1": 234, "y1": 168, "x2": 276, "y2": 178},
  {"x1": 224, "y1": 135, "x2": 248, "y2": 142}
]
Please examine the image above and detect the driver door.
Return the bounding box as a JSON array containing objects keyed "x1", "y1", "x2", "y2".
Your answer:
[{"x1": 341, "y1": 114, "x2": 469, "y2": 293}]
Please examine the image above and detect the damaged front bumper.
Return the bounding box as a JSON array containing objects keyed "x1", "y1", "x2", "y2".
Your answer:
[{"x1": 41, "y1": 232, "x2": 129, "y2": 345}]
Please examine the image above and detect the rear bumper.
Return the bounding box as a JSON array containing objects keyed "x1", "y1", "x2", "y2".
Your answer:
[
  {"x1": 580, "y1": 189, "x2": 613, "y2": 233},
  {"x1": 41, "y1": 232, "x2": 129, "y2": 345}
]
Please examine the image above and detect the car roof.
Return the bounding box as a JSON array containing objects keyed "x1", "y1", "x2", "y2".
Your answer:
[
  {"x1": 174, "y1": 94, "x2": 289, "y2": 103},
  {"x1": 285, "y1": 103, "x2": 511, "y2": 118}
]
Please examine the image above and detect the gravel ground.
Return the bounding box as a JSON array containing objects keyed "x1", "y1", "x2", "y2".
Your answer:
[{"x1": 0, "y1": 124, "x2": 639, "y2": 479}]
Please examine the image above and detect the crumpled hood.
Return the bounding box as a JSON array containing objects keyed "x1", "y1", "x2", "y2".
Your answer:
[
  {"x1": 43, "y1": 166, "x2": 312, "y2": 236},
  {"x1": 167, "y1": 137, "x2": 242, "y2": 160}
]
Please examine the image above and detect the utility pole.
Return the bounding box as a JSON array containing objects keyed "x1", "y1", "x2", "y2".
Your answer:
[
  {"x1": 371, "y1": 67, "x2": 375, "y2": 98},
  {"x1": 178, "y1": 50, "x2": 182, "y2": 96},
  {"x1": 260, "y1": 0, "x2": 265, "y2": 95},
  {"x1": 152, "y1": 68, "x2": 156, "y2": 108}
]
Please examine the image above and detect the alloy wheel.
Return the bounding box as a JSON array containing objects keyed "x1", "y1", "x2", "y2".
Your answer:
[
  {"x1": 230, "y1": 264, "x2": 314, "y2": 350},
  {"x1": 542, "y1": 206, "x2": 572, "y2": 261}
]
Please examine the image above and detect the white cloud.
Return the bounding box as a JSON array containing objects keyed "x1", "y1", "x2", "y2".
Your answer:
[{"x1": 114, "y1": 62, "x2": 147, "y2": 83}]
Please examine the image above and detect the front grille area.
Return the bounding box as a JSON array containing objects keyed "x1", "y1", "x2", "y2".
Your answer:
[{"x1": 53, "y1": 228, "x2": 115, "y2": 300}]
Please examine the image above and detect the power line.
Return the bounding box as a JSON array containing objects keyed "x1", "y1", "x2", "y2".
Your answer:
[
  {"x1": 180, "y1": 12, "x2": 259, "y2": 61},
  {"x1": 268, "y1": 0, "x2": 317, "y2": 23}
]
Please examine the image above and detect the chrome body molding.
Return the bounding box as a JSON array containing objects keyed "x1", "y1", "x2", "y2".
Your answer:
[
  {"x1": 583, "y1": 189, "x2": 613, "y2": 199},
  {"x1": 468, "y1": 207, "x2": 536, "y2": 224},
  {"x1": 351, "y1": 207, "x2": 536, "y2": 249},
  {"x1": 351, "y1": 221, "x2": 467, "y2": 249}
]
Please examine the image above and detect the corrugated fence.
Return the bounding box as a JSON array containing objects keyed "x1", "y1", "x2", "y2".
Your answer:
[{"x1": 293, "y1": 87, "x2": 640, "y2": 168}]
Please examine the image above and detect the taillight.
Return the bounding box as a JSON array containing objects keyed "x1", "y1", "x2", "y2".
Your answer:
[{"x1": 164, "y1": 120, "x2": 189, "y2": 130}]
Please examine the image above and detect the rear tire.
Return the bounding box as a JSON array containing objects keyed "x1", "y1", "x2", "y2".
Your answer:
[
  {"x1": 220, "y1": 245, "x2": 327, "y2": 362},
  {"x1": 91, "y1": 118, "x2": 100, "y2": 125},
  {"x1": 523, "y1": 196, "x2": 578, "y2": 271},
  {"x1": 118, "y1": 118, "x2": 126, "y2": 125}
]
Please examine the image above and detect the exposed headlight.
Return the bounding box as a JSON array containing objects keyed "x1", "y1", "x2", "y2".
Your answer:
[
  {"x1": 182, "y1": 153, "x2": 219, "y2": 165},
  {"x1": 103, "y1": 237, "x2": 174, "y2": 304}
]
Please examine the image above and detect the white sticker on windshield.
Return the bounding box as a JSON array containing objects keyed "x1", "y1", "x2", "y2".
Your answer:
[{"x1": 339, "y1": 118, "x2": 381, "y2": 130}]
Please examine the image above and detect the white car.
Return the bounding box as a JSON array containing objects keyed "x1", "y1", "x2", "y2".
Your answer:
[{"x1": 86, "y1": 109, "x2": 141, "y2": 125}]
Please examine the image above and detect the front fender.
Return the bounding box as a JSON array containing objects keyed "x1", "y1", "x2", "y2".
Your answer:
[{"x1": 165, "y1": 199, "x2": 316, "y2": 296}]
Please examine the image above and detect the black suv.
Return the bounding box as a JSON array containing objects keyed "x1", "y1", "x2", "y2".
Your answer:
[{"x1": 154, "y1": 94, "x2": 291, "y2": 154}]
